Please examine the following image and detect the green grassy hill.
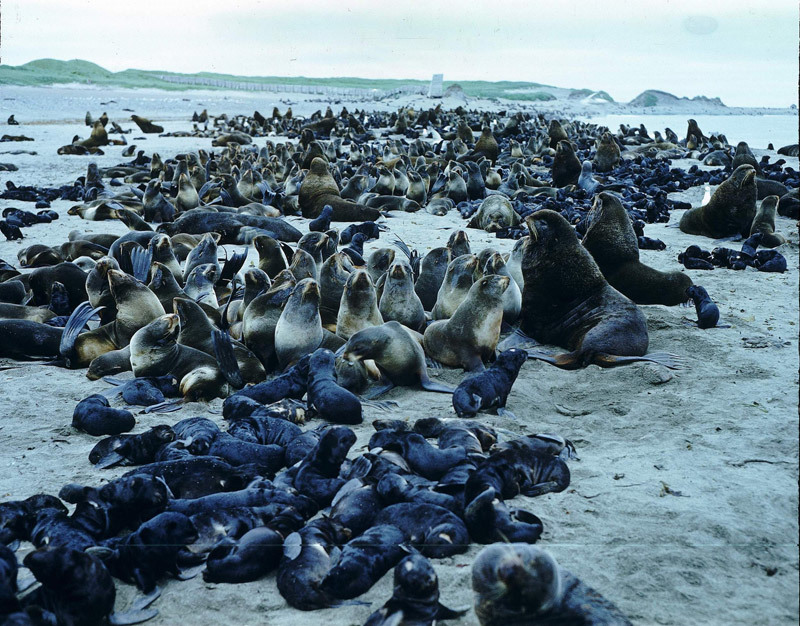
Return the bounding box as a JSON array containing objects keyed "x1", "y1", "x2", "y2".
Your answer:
[{"x1": 0, "y1": 58, "x2": 615, "y2": 102}]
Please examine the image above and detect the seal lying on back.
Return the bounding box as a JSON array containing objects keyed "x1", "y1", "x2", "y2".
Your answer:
[
  {"x1": 520, "y1": 210, "x2": 680, "y2": 370},
  {"x1": 582, "y1": 192, "x2": 693, "y2": 306},
  {"x1": 679, "y1": 164, "x2": 757, "y2": 238},
  {"x1": 467, "y1": 196, "x2": 520, "y2": 233},
  {"x1": 472, "y1": 544, "x2": 632, "y2": 626}
]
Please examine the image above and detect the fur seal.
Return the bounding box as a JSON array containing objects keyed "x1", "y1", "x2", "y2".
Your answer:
[
  {"x1": 274, "y1": 278, "x2": 323, "y2": 369},
  {"x1": 424, "y1": 275, "x2": 509, "y2": 372},
  {"x1": 241, "y1": 274, "x2": 295, "y2": 369},
  {"x1": 472, "y1": 544, "x2": 632, "y2": 626},
  {"x1": 482, "y1": 252, "x2": 521, "y2": 322},
  {"x1": 62, "y1": 269, "x2": 165, "y2": 369},
  {"x1": 318, "y1": 252, "x2": 352, "y2": 326},
  {"x1": 432, "y1": 254, "x2": 478, "y2": 320},
  {"x1": 299, "y1": 157, "x2": 381, "y2": 222},
  {"x1": 593, "y1": 131, "x2": 621, "y2": 172},
  {"x1": 548, "y1": 119, "x2": 569, "y2": 149},
  {"x1": 379, "y1": 262, "x2": 426, "y2": 332},
  {"x1": 453, "y1": 347, "x2": 528, "y2": 418},
  {"x1": 306, "y1": 348, "x2": 363, "y2": 424},
  {"x1": 552, "y1": 140, "x2": 581, "y2": 187},
  {"x1": 414, "y1": 247, "x2": 452, "y2": 312},
  {"x1": 749, "y1": 195, "x2": 785, "y2": 248},
  {"x1": 337, "y1": 269, "x2": 383, "y2": 340},
  {"x1": 374, "y1": 503, "x2": 469, "y2": 558},
  {"x1": 468, "y1": 196, "x2": 520, "y2": 233},
  {"x1": 679, "y1": 164, "x2": 757, "y2": 238},
  {"x1": 363, "y1": 553, "x2": 467, "y2": 626},
  {"x1": 343, "y1": 321, "x2": 454, "y2": 394},
  {"x1": 130, "y1": 115, "x2": 164, "y2": 134},
  {"x1": 520, "y1": 210, "x2": 679, "y2": 369},
  {"x1": 582, "y1": 192, "x2": 693, "y2": 305},
  {"x1": 686, "y1": 285, "x2": 720, "y2": 329},
  {"x1": 72, "y1": 394, "x2": 135, "y2": 436}
]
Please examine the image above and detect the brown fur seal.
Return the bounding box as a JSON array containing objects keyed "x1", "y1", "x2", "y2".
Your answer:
[
  {"x1": 275, "y1": 278, "x2": 323, "y2": 369},
  {"x1": 582, "y1": 192, "x2": 693, "y2": 305},
  {"x1": 548, "y1": 120, "x2": 569, "y2": 149},
  {"x1": 423, "y1": 275, "x2": 509, "y2": 371},
  {"x1": 131, "y1": 115, "x2": 164, "y2": 134},
  {"x1": 467, "y1": 196, "x2": 520, "y2": 233},
  {"x1": 64, "y1": 269, "x2": 165, "y2": 368},
  {"x1": 750, "y1": 195, "x2": 785, "y2": 248},
  {"x1": 318, "y1": 252, "x2": 353, "y2": 326},
  {"x1": 343, "y1": 321, "x2": 454, "y2": 394},
  {"x1": 337, "y1": 269, "x2": 383, "y2": 340},
  {"x1": 432, "y1": 254, "x2": 478, "y2": 320},
  {"x1": 593, "y1": 132, "x2": 620, "y2": 172},
  {"x1": 367, "y1": 248, "x2": 396, "y2": 284},
  {"x1": 520, "y1": 210, "x2": 679, "y2": 369},
  {"x1": 130, "y1": 314, "x2": 231, "y2": 400},
  {"x1": 679, "y1": 164, "x2": 757, "y2": 238},
  {"x1": 241, "y1": 272, "x2": 296, "y2": 369},
  {"x1": 552, "y1": 141, "x2": 581, "y2": 188},
  {"x1": 379, "y1": 263, "x2": 426, "y2": 332},
  {"x1": 414, "y1": 247, "x2": 452, "y2": 311},
  {"x1": 299, "y1": 157, "x2": 381, "y2": 222},
  {"x1": 254, "y1": 234, "x2": 291, "y2": 278}
]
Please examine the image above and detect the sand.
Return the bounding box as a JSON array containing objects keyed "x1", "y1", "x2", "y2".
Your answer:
[{"x1": 0, "y1": 87, "x2": 797, "y2": 626}]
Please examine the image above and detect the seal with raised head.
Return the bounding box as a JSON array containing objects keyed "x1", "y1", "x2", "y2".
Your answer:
[
  {"x1": 552, "y1": 140, "x2": 581, "y2": 188},
  {"x1": 593, "y1": 131, "x2": 621, "y2": 172},
  {"x1": 472, "y1": 543, "x2": 632, "y2": 626},
  {"x1": 520, "y1": 210, "x2": 679, "y2": 370},
  {"x1": 379, "y1": 262, "x2": 426, "y2": 332},
  {"x1": 414, "y1": 247, "x2": 452, "y2": 312},
  {"x1": 582, "y1": 192, "x2": 693, "y2": 306},
  {"x1": 679, "y1": 164, "x2": 757, "y2": 238},
  {"x1": 432, "y1": 254, "x2": 478, "y2": 320},
  {"x1": 274, "y1": 278, "x2": 323, "y2": 369},
  {"x1": 337, "y1": 269, "x2": 383, "y2": 340},
  {"x1": 749, "y1": 195, "x2": 785, "y2": 248},
  {"x1": 299, "y1": 157, "x2": 381, "y2": 222},
  {"x1": 424, "y1": 275, "x2": 509, "y2": 372}
]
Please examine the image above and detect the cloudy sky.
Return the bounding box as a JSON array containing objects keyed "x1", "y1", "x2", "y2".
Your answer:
[{"x1": 1, "y1": 0, "x2": 797, "y2": 107}]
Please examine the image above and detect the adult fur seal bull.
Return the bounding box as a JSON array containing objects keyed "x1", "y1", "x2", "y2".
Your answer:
[
  {"x1": 519, "y1": 210, "x2": 680, "y2": 370},
  {"x1": 679, "y1": 164, "x2": 757, "y2": 238}
]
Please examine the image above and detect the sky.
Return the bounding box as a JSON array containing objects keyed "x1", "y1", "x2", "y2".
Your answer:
[{"x1": 1, "y1": 0, "x2": 797, "y2": 107}]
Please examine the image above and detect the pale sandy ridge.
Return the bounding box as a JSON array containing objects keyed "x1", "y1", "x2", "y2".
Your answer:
[{"x1": 0, "y1": 87, "x2": 797, "y2": 626}]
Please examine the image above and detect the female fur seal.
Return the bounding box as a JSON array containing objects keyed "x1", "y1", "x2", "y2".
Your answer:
[
  {"x1": 582, "y1": 192, "x2": 693, "y2": 306},
  {"x1": 679, "y1": 164, "x2": 757, "y2": 238}
]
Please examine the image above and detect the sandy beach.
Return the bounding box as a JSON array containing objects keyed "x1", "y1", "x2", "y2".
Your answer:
[{"x1": 0, "y1": 86, "x2": 797, "y2": 626}]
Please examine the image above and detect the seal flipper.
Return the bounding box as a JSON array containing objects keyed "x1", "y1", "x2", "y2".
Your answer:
[
  {"x1": 364, "y1": 379, "x2": 396, "y2": 399},
  {"x1": 109, "y1": 587, "x2": 161, "y2": 626},
  {"x1": 142, "y1": 399, "x2": 184, "y2": 413},
  {"x1": 96, "y1": 450, "x2": 126, "y2": 469},
  {"x1": 436, "y1": 603, "x2": 470, "y2": 620},
  {"x1": 130, "y1": 245, "x2": 153, "y2": 284},
  {"x1": 220, "y1": 249, "x2": 248, "y2": 283},
  {"x1": 592, "y1": 352, "x2": 685, "y2": 370},
  {"x1": 419, "y1": 375, "x2": 455, "y2": 394},
  {"x1": 59, "y1": 302, "x2": 104, "y2": 367},
  {"x1": 212, "y1": 329, "x2": 244, "y2": 388},
  {"x1": 496, "y1": 407, "x2": 517, "y2": 420}
]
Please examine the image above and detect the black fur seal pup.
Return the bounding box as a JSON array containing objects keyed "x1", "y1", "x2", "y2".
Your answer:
[
  {"x1": 89, "y1": 424, "x2": 176, "y2": 468},
  {"x1": 157, "y1": 211, "x2": 302, "y2": 244},
  {"x1": 276, "y1": 516, "x2": 352, "y2": 610},
  {"x1": 472, "y1": 544, "x2": 632, "y2": 626},
  {"x1": 453, "y1": 347, "x2": 527, "y2": 418},
  {"x1": 292, "y1": 426, "x2": 357, "y2": 507},
  {"x1": 582, "y1": 192, "x2": 693, "y2": 306},
  {"x1": 369, "y1": 430, "x2": 467, "y2": 481},
  {"x1": 328, "y1": 478, "x2": 382, "y2": 537},
  {"x1": 72, "y1": 394, "x2": 135, "y2": 436},
  {"x1": 307, "y1": 348, "x2": 363, "y2": 424},
  {"x1": 22, "y1": 548, "x2": 119, "y2": 626},
  {"x1": 520, "y1": 210, "x2": 680, "y2": 370},
  {"x1": 374, "y1": 503, "x2": 469, "y2": 558},
  {"x1": 319, "y1": 524, "x2": 408, "y2": 599},
  {"x1": 364, "y1": 553, "x2": 467, "y2": 626},
  {"x1": 203, "y1": 526, "x2": 285, "y2": 584},
  {"x1": 679, "y1": 164, "x2": 757, "y2": 238},
  {"x1": 686, "y1": 285, "x2": 720, "y2": 329},
  {"x1": 749, "y1": 195, "x2": 785, "y2": 248},
  {"x1": 228, "y1": 353, "x2": 310, "y2": 405},
  {"x1": 95, "y1": 511, "x2": 198, "y2": 594},
  {"x1": 0, "y1": 319, "x2": 63, "y2": 359},
  {"x1": 343, "y1": 321, "x2": 455, "y2": 395}
]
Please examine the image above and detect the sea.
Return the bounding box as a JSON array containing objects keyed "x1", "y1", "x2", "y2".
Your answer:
[{"x1": 577, "y1": 114, "x2": 798, "y2": 152}]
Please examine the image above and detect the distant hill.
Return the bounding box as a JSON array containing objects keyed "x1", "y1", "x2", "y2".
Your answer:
[
  {"x1": 629, "y1": 89, "x2": 725, "y2": 108},
  {"x1": 0, "y1": 58, "x2": 616, "y2": 103}
]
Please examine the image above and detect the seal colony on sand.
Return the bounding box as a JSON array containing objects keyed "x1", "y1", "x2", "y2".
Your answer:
[{"x1": 0, "y1": 97, "x2": 797, "y2": 626}]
